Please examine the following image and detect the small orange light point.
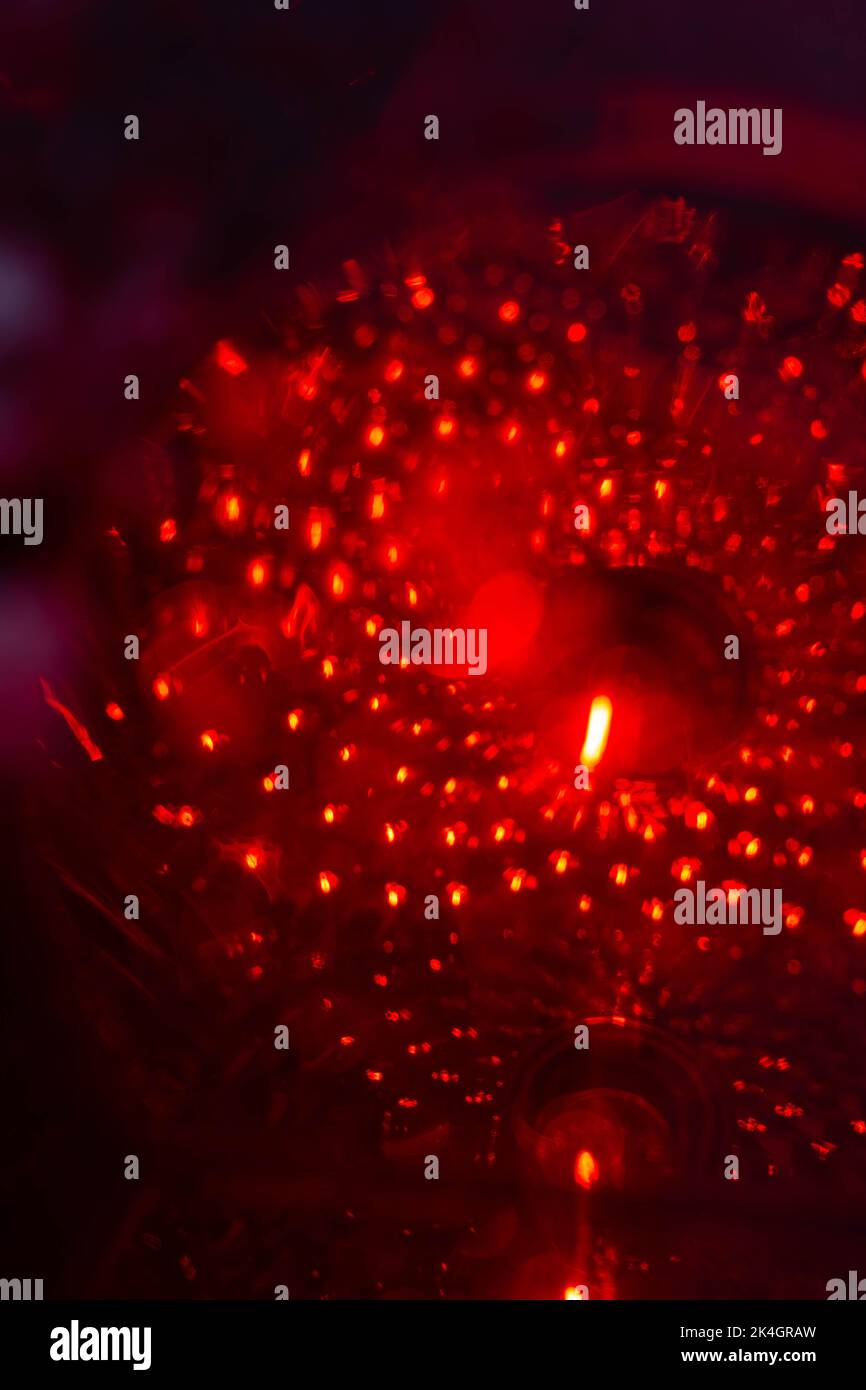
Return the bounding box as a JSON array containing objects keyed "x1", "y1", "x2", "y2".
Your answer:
[{"x1": 574, "y1": 1149, "x2": 599, "y2": 1189}]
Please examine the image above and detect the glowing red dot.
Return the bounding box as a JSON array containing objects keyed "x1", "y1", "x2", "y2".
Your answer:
[
  {"x1": 498, "y1": 300, "x2": 520, "y2": 323},
  {"x1": 780, "y1": 355, "x2": 803, "y2": 380},
  {"x1": 458, "y1": 356, "x2": 477, "y2": 378},
  {"x1": 567, "y1": 322, "x2": 587, "y2": 343},
  {"x1": 160, "y1": 518, "x2": 177, "y2": 543},
  {"x1": 412, "y1": 287, "x2": 434, "y2": 310},
  {"x1": 367, "y1": 424, "x2": 385, "y2": 448},
  {"x1": 153, "y1": 675, "x2": 171, "y2": 701},
  {"x1": 436, "y1": 416, "x2": 456, "y2": 438},
  {"x1": 105, "y1": 702, "x2": 124, "y2": 721},
  {"x1": 384, "y1": 359, "x2": 404, "y2": 382},
  {"x1": 527, "y1": 370, "x2": 547, "y2": 392}
]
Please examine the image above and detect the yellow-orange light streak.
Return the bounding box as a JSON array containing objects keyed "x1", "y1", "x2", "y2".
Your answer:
[{"x1": 580, "y1": 695, "x2": 612, "y2": 770}]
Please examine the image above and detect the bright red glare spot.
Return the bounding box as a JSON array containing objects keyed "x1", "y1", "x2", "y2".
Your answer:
[
  {"x1": 105, "y1": 702, "x2": 124, "y2": 721},
  {"x1": 580, "y1": 696, "x2": 612, "y2": 770},
  {"x1": 384, "y1": 359, "x2": 404, "y2": 382},
  {"x1": 436, "y1": 416, "x2": 456, "y2": 438},
  {"x1": 160, "y1": 518, "x2": 177, "y2": 543},
  {"x1": 222, "y1": 494, "x2": 241, "y2": 523},
  {"x1": 567, "y1": 322, "x2": 587, "y2": 343},
  {"x1": 367, "y1": 424, "x2": 385, "y2": 448},
  {"x1": 153, "y1": 675, "x2": 171, "y2": 701},
  {"x1": 527, "y1": 370, "x2": 547, "y2": 391},
  {"x1": 458, "y1": 356, "x2": 477, "y2": 378},
  {"x1": 574, "y1": 1149, "x2": 599, "y2": 1189},
  {"x1": 200, "y1": 730, "x2": 216, "y2": 752},
  {"x1": 215, "y1": 340, "x2": 248, "y2": 376},
  {"x1": 498, "y1": 300, "x2": 520, "y2": 323},
  {"x1": 248, "y1": 558, "x2": 267, "y2": 587},
  {"x1": 245, "y1": 851, "x2": 260, "y2": 870},
  {"x1": 412, "y1": 287, "x2": 434, "y2": 309}
]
